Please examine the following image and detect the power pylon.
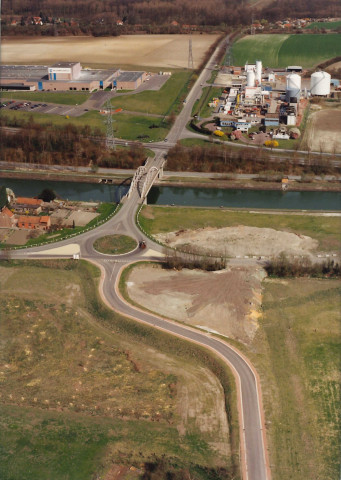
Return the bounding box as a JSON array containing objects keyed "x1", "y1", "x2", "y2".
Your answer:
[
  {"x1": 188, "y1": 35, "x2": 194, "y2": 69},
  {"x1": 105, "y1": 100, "x2": 115, "y2": 150}
]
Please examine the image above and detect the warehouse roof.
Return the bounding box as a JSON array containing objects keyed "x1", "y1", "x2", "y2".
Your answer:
[
  {"x1": 0, "y1": 65, "x2": 48, "y2": 79},
  {"x1": 51, "y1": 62, "x2": 79, "y2": 68},
  {"x1": 116, "y1": 71, "x2": 144, "y2": 82}
]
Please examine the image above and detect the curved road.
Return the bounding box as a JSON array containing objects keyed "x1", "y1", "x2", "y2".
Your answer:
[
  {"x1": 4, "y1": 33, "x2": 271, "y2": 480},
  {"x1": 10, "y1": 188, "x2": 270, "y2": 480}
]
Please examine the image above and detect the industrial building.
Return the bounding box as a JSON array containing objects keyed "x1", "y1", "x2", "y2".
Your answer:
[
  {"x1": 0, "y1": 63, "x2": 146, "y2": 92},
  {"x1": 214, "y1": 58, "x2": 337, "y2": 141},
  {"x1": 115, "y1": 71, "x2": 146, "y2": 90}
]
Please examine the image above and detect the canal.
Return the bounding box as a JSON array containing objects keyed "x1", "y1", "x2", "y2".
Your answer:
[{"x1": 1, "y1": 178, "x2": 340, "y2": 211}]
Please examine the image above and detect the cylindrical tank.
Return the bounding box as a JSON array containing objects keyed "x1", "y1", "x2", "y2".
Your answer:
[
  {"x1": 310, "y1": 71, "x2": 331, "y2": 96},
  {"x1": 247, "y1": 70, "x2": 255, "y2": 87},
  {"x1": 286, "y1": 73, "x2": 301, "y2": 101},
  {"x1": 255, "y1": 60, "x2": 262, "y2": 83}
]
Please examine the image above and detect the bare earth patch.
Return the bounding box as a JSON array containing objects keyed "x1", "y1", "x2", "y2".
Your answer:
[
  {"x1": 304, "y1": 108, "x2": 341, "y2": 153},
  {"x1": 2, "y1": 34, "x2": 220, "y2": 69},
  {"x1": 127, "y1": 264, "x2": 265, "y2": 343},
  {"x1": 156, "y1": 225, "x2": 318, "y2": 258}
]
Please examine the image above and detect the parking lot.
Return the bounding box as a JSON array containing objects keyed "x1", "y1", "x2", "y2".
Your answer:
[{"x1": 0, "y1": 100, "x2": 89, "y2": 117}]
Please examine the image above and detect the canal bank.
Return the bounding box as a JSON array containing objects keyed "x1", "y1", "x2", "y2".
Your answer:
[
  {"x1": 1, "y1": 176, "x2": 341, "y2": 211},
  {"x1": 1, "y1": 167, "x2": 341, "y2": 193}
]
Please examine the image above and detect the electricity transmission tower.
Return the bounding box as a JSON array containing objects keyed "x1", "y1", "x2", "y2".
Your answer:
[
  {"x1": 188, "y1": 35, "x2": 194, "y2": 69},
  {"x1": 105, "y1": 100, "x2": 115, "y2": 150},
  {"x1": 251, "y1": 14, "x2": 256, "y2": 35}
]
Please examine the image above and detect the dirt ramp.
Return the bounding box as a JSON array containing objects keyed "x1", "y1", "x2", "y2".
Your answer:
[{"x1": 127, "y1": 264, "x2": 265, "y2": 344}]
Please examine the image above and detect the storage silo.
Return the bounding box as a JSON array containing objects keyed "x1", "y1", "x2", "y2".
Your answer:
[
  {"x1": 310, "y1": 71, "x2": 331, "y2": 96},
  {"x1": 246, "y1": 70, "x2": 255, "y2": 87},
  {"x1": 255, "y1": 60, "x2": 262, "y2": 83},
  {"x1": 286, "y1": 73, "x2": 301, "y2": 102}
]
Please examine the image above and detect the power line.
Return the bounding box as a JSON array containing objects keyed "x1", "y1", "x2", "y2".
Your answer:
[
  {"x1": 188, "y1": 35, "x2": 194, "y2": 69},
  {"x1": 104, "y1": 99, "x2": 115, "y2": 150}
]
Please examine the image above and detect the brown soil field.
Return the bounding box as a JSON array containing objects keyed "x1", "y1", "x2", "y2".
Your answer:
[
  {"x1": 156, "y1": 226, "x2": 319, "y2": 258},
  {"x1": 304, "y1": 107, "x2": 341, "y2": 153},
  {"x1": 127, "y1": 264, "x2": 265, "y2": 344},
  {"x1": 1, "y1": 34, "x2": 220, "y2": 69}
]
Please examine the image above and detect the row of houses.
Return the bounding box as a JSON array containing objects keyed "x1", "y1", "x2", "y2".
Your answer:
[{"x1": 0, "y1": 197, "x2": 51, "y2": 230}]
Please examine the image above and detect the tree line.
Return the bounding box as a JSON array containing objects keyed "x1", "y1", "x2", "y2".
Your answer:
[
  {"x1": 0, "y1": 120, "x2": 145, "y2": 169},
  {"x1": 3, "y1": 0, "x2": 339, "y2": 36},
  {"x1": 265, "y1": 253, "x2": 340, "y2": 278},
  {"x1": 166, "y1": 143, "x2": 340, "y2": 176}
]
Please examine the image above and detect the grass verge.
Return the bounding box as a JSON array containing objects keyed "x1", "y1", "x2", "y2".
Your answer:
[{"x1": 93, "y1": 235, "x2": 137, "y2": 254}]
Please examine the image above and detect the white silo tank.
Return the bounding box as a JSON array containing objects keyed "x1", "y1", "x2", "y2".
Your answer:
[
  {"x1": 255, "y1": 60, "x2": 262, "y2": 83},
  {"x1": 286, "y1": 73, "x2": 301, "y2": 101},
  {"x1": 310, "y1": 71, "x2": 331, "y2": 96},
  {"x1": 247, "y1": 70, "x2": 255, "y2": 87}
]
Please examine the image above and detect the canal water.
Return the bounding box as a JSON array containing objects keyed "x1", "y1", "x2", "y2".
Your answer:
[{"x1": 1, "y1": 178, "x2": 340, "y2": 211}]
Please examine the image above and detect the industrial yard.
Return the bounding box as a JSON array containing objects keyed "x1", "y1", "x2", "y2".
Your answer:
[{"x1": 197, "y1": 58, "x2": 341, "y2": 151}]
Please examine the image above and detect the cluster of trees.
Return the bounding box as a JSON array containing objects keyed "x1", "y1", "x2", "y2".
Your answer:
[
  {"x1": 260, "y1": 0, "x2": 341, "y2": 23},
  {"x1": 166, "y1": 143, "x2": 339, "y2": 176},
  {"x1": 0, "y1": 120, "x2": 145, "y2": 169},
  {"x1": 163, "y1": 250, "x2": 226, "y2": 271},
  {"x1": 265, "y1": 253, "x2": 340, "y2": 278}
]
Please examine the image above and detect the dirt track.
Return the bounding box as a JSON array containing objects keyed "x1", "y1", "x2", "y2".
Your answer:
[{"x1": 2, "y1": 34, "x2": 220, "y2": 69}]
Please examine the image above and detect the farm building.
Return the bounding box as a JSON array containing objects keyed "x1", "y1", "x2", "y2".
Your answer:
[
  {"x1": 0, "y1": 64, "x2": 145, "y2": 92},
  {"x1": 13, "y1": 197, "x2": 43, "y2": 214},
  {"x1": 17, "y1": 215, "x2": 51, "y2": 230}
]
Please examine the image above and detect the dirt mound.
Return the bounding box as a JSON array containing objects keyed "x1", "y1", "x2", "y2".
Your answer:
[{"x1": 156, "y1": 226, "x2": 318, "y2": 258}]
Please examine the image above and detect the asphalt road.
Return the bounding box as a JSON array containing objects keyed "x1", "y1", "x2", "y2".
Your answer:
[{"x1": 3, "y1": 34, "x2": 271, "y2": 480}]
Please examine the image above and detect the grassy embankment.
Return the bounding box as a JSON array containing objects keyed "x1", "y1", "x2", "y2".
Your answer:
[
  {"x1": 139, "y1": 205, "x2": 341, "y2": 252},
  {"x1": 136, "y1": 206, "x2": 341, "y2": 479},
  {"x1": 111, "y1": 71, "x2": 192, "y2": 116},
  {"x1": 0, "y1": 92, "x2": 90, "y2": 105},
  {"x1": 231, "y1": 34, "x2": 341, "y2": 68},
  {"x1": 0, "y1": 260, "x2": 239, "y2": 480},
  {"x1": 93, "y1": 235, "x2": 137, "y2": 254},
  {"x1": 1, "y1": 110, "x2": 169, "y2": 142}
]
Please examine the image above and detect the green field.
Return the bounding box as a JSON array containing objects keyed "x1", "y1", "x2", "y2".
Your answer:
[
  {"x1": 139, "y1": 206, "x2": 341, "y2": 252},
  {"x1": 1, "y1": 110, "x2": 170, "y2": 141},
  {"x1": 306, "y1": 21, "x2": 341, "y2": 30},
  {"x1": 231, "y1": 34, "x2": 341, "y2": 68},
  {"x1": 0, "y1": 260, "x2": 236, "y2": 479},
  {"x1": 256, "y1": 278, "x2": 340, "y2": 479},
  {"x1": 0, "y1": 91, "x2": 90, "y2": 105},
  {"x1": 111, "y1": 71, "x2": 192, "y2": 116}
]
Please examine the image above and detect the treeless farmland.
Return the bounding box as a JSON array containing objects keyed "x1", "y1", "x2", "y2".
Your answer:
[{"x1": 1, "y1": 34, "x2": 220, "y2": 69}]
